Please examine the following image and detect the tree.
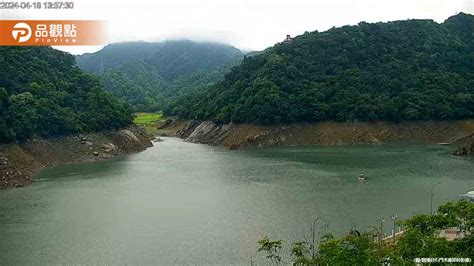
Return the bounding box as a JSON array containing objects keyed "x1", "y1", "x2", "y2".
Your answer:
[
  {"x1": 290, "y1": 241, "x2": 312, "y2": 264},
  {"x1": 257, "y1": 236, "x2": 283, "y2": 265},
  {"x1": 317, "y1": 233, "x2": 389, "y2": 265},
  {"x1": 6, "y1": 92, "x2": 39, "y2": 140}
]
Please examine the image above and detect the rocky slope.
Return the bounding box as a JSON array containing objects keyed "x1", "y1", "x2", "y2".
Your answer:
[
  {"x1": 453, "y1": 134, "x2": 474, "y2": 156},
  {"x1": 169, "y1": 120, "x2": 474, "y2": 149},
  {"x1": 0, "y1": 126, "x2": 152, "y2": 188}
]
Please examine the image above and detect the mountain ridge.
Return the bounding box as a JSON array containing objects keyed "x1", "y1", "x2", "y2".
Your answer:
[
  {"x1": 168, "y1": 13, "x2": 474, "y2": 124},
  {"x1": 76, "y1": 40, "x2": 244, "y2": 111}
]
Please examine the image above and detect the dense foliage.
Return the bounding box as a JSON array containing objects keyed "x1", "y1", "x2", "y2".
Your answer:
[
  {"x1": 170, "y1": 13, "x2": 474, "y2": 124},
  {"x1": 0, "y1": 46, "x2": 132, "y2": 142},
  {"x1": 258, "y1": 200, "x2": 474, "y2": 264},
  {"x1": 76, "y1": 40, "x2": 243, "y2": 111}
]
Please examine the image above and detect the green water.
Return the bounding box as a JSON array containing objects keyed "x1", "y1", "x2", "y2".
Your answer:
[{"x1": 0, "y1": 138, "x2": 473, "y2": 264}]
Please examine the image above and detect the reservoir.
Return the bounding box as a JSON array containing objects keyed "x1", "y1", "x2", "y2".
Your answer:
[{"x1": 0, "y1": 138, "x2": 473, "y2": 264}]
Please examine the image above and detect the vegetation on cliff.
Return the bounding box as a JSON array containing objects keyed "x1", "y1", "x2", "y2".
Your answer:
[
  {"x1": 76, "y1": 40, "x2": 244, "y2": 111},
  {"x1": 0, "y1": 46, "x2": 133, "y2": 142},
  {"x1": 169, "y1": 13, "x2": 474, "y2": 124}
]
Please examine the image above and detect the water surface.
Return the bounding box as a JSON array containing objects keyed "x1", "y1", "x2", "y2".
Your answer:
[{"x1": 0, "y1": 138, "x2": 473, "y2": 264}]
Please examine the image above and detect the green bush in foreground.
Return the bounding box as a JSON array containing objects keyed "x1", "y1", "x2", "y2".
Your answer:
[{"x1": 257, "y1": 200, "x2": 474, "y2": 264}]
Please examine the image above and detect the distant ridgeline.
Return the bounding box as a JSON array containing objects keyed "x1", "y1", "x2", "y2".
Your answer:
[
  {"x1": 76, "y1": 40, "x2": 244, "y2": 111},
  {"x1": 0, "y1": 46, "x2": 132, "y2": 142},
  {"x1": 169, "y1": 13, "x2": 474, "y2": 124}
]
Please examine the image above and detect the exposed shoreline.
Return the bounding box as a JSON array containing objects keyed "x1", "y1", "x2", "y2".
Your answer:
[
  {"x1": 3, "y1": 120, "x2": 472, "y2": 189},
  {"x1": 162, "y1": 120, "x2": 474, "y2": 150},
  {"x1": 0, "y1": 126, "x2": 153, "y2": 189}
]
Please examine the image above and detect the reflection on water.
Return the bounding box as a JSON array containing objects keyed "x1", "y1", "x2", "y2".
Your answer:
[{"x1": 0, "y1": 138, "x2": 472, "y2": 264}]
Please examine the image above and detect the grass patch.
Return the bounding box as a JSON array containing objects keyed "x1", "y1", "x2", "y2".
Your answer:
[
  {"x1": 133, "y1": 112, "x2": 166, "y2": 134},
  {"x1": 133, "y1": 112, "x2": 165, "y2": 125}
]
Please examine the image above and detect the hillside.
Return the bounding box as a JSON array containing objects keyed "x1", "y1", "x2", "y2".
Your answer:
[
  {"x1": 168, "y1": 13, "x2": 474, "y2": 124},
  {"x1": 0, "y1": 46, "x2": 133, "y2": 142},
  {"x1": 76, "y1": 40, "x2": 244, "y2": 111}
]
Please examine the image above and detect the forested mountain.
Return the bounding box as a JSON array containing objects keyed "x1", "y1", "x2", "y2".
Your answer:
[
  {"x1": 169, "y1": 13, "x2": 474, "y2": 124},
  {"x1": 0, "y1": 47, "x2": 132, "y2": 142},
  {"x1": 76, "y1": 40, "x2": 244, "y2": 111}
]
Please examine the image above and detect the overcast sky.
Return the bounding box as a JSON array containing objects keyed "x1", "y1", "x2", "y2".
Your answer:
[{"x1": 2, "y1": 0, "x2": 473, "y2": 55}]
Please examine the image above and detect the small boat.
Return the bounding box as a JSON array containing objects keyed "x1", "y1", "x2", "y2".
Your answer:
[
  {"x1": 459, "y1": 191, "x2": 474, "y2": 202},
  {"x1": 436, "y1": 142, "x2": 451, "y2": 146},
  {"x1": 358, "y1": 174, "x2": 367, "y2": 181}
]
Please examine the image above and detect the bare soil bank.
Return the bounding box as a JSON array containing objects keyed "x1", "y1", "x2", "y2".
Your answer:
[
  {"x1": 162, "y1": 120, "x2": 474, "y2": 150},
  {"x1": 0, "y1": 126, "x2": 153, "y2": 188},
  {"x1": 454, "y1": 134, "x2": 474, "y2": 155}
]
